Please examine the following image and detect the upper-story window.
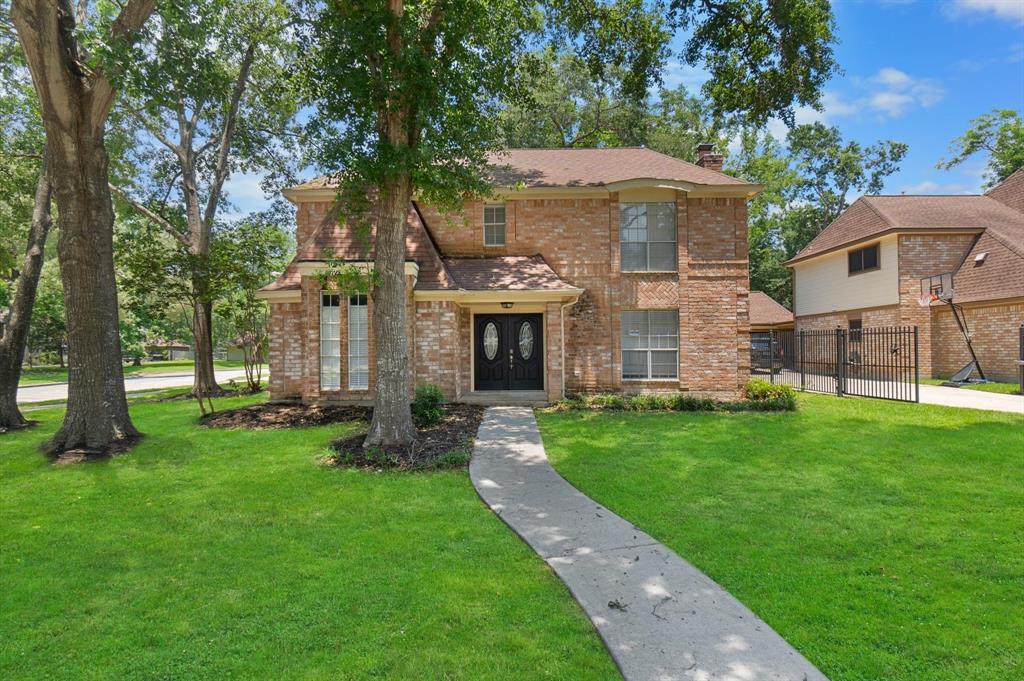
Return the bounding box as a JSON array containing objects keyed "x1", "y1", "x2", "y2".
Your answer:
[
  {"x1": 848, "y1": 243, "x2": 879, "y2": 275},
  {"x1": 484, "y1": 204, "x2": 506, "y2": 247},
  {"x1": 620, "y1": 202, "x2": 676, "y2": 271}
]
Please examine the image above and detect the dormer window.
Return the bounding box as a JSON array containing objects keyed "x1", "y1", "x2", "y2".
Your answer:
[
  {"x1": 848, "y1": 243, "x2": 880, "y2": 275},
  {"x1": 484, "y1": 204, "x2": 506, "y2": 247}
]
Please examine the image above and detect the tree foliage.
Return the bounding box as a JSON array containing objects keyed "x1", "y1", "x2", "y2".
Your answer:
[
  {"x1": 938, "y1": 109, "x2": 1024, "y2": 188},
  {"x1": 669, "y1": 0, "x2": 838, "y2": 125}
]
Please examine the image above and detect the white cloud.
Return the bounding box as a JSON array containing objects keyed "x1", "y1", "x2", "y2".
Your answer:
[
  {"x1": 864, "y1": 67, "x2": 945, "y2": 117},
  {"x1": 898, "y1": 180, "x2": 975, "y2": 194},
  {"x1": 947, "y1": 0, "x2": 1024, "y2": 23}
]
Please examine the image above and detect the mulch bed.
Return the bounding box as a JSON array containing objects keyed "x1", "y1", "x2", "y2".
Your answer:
[
  {"x1": 201, "y1": 402, "x2": 371, "y2": 429},
  {"x1": 328, "y1": 403, "x2": 485, "y2": 471}
]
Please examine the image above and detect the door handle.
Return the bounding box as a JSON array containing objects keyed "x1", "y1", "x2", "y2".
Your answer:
[{"x1": 509, "y1": 347, "x2": 514, "y2": 369}]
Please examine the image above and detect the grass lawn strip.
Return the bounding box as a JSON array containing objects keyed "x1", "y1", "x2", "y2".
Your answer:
[
  {"x1": 537, "y1": 394, "x2": 1024, "y2": 681},
  {"x1": 1, "y1": 395, "x2": 618, "y2": 680}
]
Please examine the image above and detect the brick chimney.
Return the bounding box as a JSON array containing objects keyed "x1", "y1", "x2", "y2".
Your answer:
[{"x1": 696, "y1": 143, "x2": 724, "y2": 172}]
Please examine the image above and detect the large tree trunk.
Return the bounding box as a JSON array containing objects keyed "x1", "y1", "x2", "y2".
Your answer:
[
  {"x1": 12, "y1": 0, "x2": 154, "y2": 454},
  {"x1": 46, "y1": 140, "x2": 139, "y2": 453},
  {"x1": 191, "y1": 298, "x2": 222, "y2": 396},
  {"x1": 0, "y1": 159, "x2": 52, "y2": 431},
  {"x1": 364, "y1": 174, "x2": 416, "y2": 448}
]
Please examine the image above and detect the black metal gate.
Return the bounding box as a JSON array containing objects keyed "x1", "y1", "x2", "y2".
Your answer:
[
  {"x1": 1018, "y1": 323, "x2": 1023, "y2": 395},
  {"x1": 751, "y1": 326, "x2": 919, "y2": 403}
]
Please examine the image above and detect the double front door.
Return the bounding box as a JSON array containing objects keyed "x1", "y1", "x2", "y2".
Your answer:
[{"x1": 474, "y1": 314, "x2": 544, "y2": 391}]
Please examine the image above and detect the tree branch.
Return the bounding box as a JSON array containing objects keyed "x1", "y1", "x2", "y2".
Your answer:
[
  {"x1": 109, "y1": 183, "x2": 190, "y2": 248},
  {"x1": 88, "y1": 0, "x2": 156, "y2": 131},
  {"x1": 202, "y1": 39, "x2": 257, "y2": 228}
]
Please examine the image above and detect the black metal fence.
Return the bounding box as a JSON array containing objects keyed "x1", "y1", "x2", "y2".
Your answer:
[
  {"x1": 1018, "y1": 323, "x2": 1023, "y2": 395},
  {"x1": 751, "y1": 326, "x2": 919, "y2": 403}
]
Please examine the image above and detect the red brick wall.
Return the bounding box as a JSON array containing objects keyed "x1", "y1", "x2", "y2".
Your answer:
[
  {"x1": 931, "y1": 300, "x2": 1024, "y2": 383},
  {"x1": 267, "y1": 301, "x2": 304, "y2": 399},
  {"x1": 897, "y1": 233, "x2": 978, "y2": 377},
  {"x1": 270, "y1": 191, "x2": 751, "y2": 401}
]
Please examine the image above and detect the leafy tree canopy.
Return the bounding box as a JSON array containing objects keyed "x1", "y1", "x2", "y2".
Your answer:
[{"x1": 938, "y1": 109, "x2": 1024, "y2": 188}]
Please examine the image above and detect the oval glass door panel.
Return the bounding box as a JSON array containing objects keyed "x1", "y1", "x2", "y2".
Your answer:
[
  {"x1": 518, "y1": 322, "x2": 534, "y2": 359},
  {"x1": 483, "y1": 322, "x2": 499, "y2": 360}
]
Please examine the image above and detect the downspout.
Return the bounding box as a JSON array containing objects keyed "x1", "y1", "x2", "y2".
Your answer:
[{"x1": 560, "y1": 296, "x2": 580, "y2": 399}]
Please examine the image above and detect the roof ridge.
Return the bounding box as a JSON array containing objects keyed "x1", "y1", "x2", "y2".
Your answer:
[{"x1": 860, "y1": 195, "x2": 895, "y2": 228}]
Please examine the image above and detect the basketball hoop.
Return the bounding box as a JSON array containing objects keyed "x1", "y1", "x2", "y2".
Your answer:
[{"x1": 919, "y1": 272, "x2": 955, "y2": 306}]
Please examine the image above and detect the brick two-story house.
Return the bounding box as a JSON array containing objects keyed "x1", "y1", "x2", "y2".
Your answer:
[
  {"x1": 257, "y1": 147, "x2": 761, "y2": 403},
  {"x1": 787, "y1": 169, "x2": 1024, "y2": 382}
]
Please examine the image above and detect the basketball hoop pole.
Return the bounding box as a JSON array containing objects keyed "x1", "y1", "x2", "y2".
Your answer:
[{"x1": 919, "y1": 271, "x2": 987, "y2": 381}]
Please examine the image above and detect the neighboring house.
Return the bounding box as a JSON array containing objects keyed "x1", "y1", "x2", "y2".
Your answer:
[
  {"x1": 787, "y1": 169, "x2": 1024, "y2": 382},
  {"x1": 257, "y1": 146, "x2": 761, "y2": 403},
  {"x1": 145, "y1": 339, "x2": 194, "y2": 361},
  {"x1": 749, "y1": 291, "x2": 794, "y2": 332}
]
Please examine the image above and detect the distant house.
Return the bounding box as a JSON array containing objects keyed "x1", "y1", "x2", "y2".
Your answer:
[
  {"x1": 145, "y1": 340, "x2": 193, "y2": 361},
  {"x1": 787, "y1": 169, "x2": 1024, "y2": 382},
  {"x1": 256, "y1": 146, "x2": 762, "y2": 404},
  {"x1": 749, "y1": 292, "x2": 794, "y2": 332}
]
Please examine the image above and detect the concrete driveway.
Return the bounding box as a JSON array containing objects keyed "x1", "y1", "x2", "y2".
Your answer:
[
  {"x1": 17, "y1": 369, "x2": 250, "y2": 404},
  {"x1": 918, "y1": 384, "x2": 1023, "y2": 414}
]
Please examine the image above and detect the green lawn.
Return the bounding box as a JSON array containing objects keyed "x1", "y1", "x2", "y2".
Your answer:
[
  {"x1": 921, "y1": 377, "x2": 1021, "y2": 394},
  {"x1": 537, "y1": 394, "x2": 1024, "y2": 681},
  {"x1": 18, "y1": 359, "x2": 246, "y2": 386},
  {"x1": 1, "y1": 396, "x2": 617, "y2": 680}
]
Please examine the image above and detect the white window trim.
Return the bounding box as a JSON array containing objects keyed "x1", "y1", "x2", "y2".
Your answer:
[
  {"x1": 621, "y1": 309, "x2": 680, "y2": 381},
  {"x1": 347, "y1": 294, "x2": 369, "y2": 391},
  {"x1": 620, "y1": 202, "x2": 677, "y2": 273},
  {"x1": 320, "y1": 293, "x2": 341, "y2": 390},
  {"x1": 483, "y1": 203, "x2": 506, "y2": 247}
]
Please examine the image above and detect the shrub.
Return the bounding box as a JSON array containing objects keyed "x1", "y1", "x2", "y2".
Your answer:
[
  {"x1": 743, "y1": 379, "x2": 797, "y2": 411},
  {"x1": 547, "y1": 384, "x2": 796, "y2": 414},
  {"x1": 412, "y1": 383, "x2": 444, "y2": 428}
]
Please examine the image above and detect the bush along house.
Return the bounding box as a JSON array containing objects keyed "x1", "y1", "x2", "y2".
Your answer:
[{"x1": 257, "y1": 146, "x2": 762, "y2": 404}]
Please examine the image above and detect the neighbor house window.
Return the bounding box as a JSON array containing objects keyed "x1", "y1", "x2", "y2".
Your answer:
[
  {"x1": 848, "y1": 243, "x2": 879, "y2": 274},
  {"x1": 621, "y1": 310, "x2": 679, "y2": 380},
  {"x1": 348, "y1": 294, "x2": 369, "y2": 389},
  {"x1": 849, "y1": 318, "x2": 863, "y2": 342},
  {"x1": 320, "y1": 293, "x2": 341, "y2": 390},
  {"x1": 620, "y1": 202, "x2": 676, "y2": 271},
  {"x1": 484, "y1": 204, "x2": 506, "y2": 247}
]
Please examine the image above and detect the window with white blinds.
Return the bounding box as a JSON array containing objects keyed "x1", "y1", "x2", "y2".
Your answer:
[
  {"x1": 347, "y1": 294, "x2": 369, "y2": 389},
  {"x1": 484, "y1": 204, "x2": 506, "y2": 246},
  {"x1": 320, "y1": 293, "x2": 341, "y2": 389},
  {"x1": 621, "y1": 310, "x2": 679, "y2": 380},
  {"x1": 620, "y1": 202, "x2": 677, "y2": 271}
]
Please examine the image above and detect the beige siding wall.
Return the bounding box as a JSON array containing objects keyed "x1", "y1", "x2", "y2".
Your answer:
[{"x1": 793, "y1": 235, "x2": 899, "y2": 316}]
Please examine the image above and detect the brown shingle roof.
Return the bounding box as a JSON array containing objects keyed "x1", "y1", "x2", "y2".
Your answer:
[
  {"x1": 986, "y1": 167, "x2": 1024, "y2": 213},
  {"x1": 484, "y1": 148, "x2": 748, "y2": 187},
  {"x1": 259, "y1": 202, "x2": 457, "y2": 293},
  {"x1": 788, "y1": 194, "x2": 1023, "y2": 264},
  {"x1": 443, "y1": 255, "x2": 576, "y2": 290},
  {"x1": 285, "y1": 148, "x2": 751, "y2": 195},
  {"x1": 952, "y1": 230, "x2": 1024, "y2": 304},
  {"x1": 749, "y1": 292, "x2": 794, "y2": 326}
]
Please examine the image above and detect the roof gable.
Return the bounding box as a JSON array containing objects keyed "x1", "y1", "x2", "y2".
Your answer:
[{"x1": 749, "y1": 292, "x2": 793, "y2": 326}]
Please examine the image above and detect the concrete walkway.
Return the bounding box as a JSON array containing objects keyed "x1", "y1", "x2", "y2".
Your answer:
[
  {"x1": 918, "y1": 384, "x2": 1023, "y2": 414},
  {"x1": 16, "y1": 369, "x2": 250, "y2": 404},
  {"x1": 470, "y1": 407, "x2": 827, "y2": 681}
]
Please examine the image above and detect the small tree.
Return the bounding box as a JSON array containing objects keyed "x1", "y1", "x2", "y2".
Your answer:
[
  {"x1": 938, "y1": 109, "x2": 1024, "y2": 188},
  {"x1": 214, "y1": 212, "x2": 291, "y2": 393}
]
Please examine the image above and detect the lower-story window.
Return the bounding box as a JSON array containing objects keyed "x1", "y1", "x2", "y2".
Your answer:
[
  {"x1": 348, "y1": 294, "x2": 369, "y2": 389},
  {"x1": 320, "y1": 293, "x2": 341, "y2": 389},
  {"x1": 621, "y1": 310, "x2": 679, "y2": 380}
]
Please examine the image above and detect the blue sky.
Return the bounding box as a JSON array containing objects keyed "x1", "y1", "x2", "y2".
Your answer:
[{"x1": 224, "y1": 0, "x2": 1024, "y2": 214}]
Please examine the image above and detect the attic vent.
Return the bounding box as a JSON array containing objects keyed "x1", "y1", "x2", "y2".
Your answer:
[{"x1": 974, "y1": 252, "x2": 988, "y2": 264}]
